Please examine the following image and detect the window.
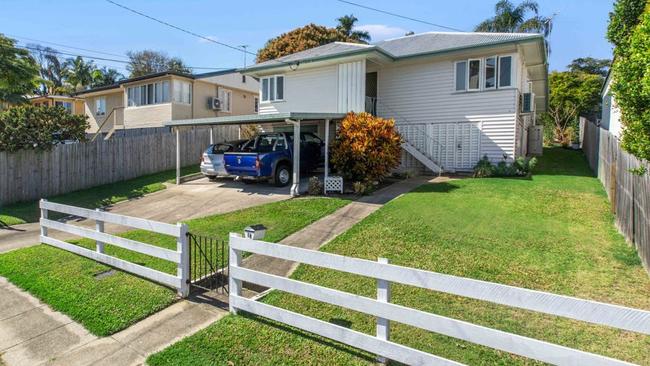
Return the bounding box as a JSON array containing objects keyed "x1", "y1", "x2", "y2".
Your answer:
[
  {"x1": 219, "y1": 88, "x2": 232, "y2": 113},
  {"x1": 260, "y1": 75, "x2": 284, "y2": 102},
  {"x1": 173, "y1": 80, "x2": 192, "y2": 104},
  {"x1": 468, "y1": 59, "x2": 481, "y2": 91},
  {"x1": 95, "y1": 97, "x2": 106, "y2": 116},
  {"x1": 55, "y1": 101, "x2": 72, "y2": 113},
  {"x1": 454, "y1": 55, "x2": 514, "y2": 92},
  {"x1": 485, "y1": 56, "x2": 497, "y2": 89},
  {"x1": 127, "y1": 80, "x2": 171, "y2": 107},
  {"x1": 455, "y1": 61, "x2": 467, "y2": 91},
  {"x1": 254, "y1": 97, "x2": 259, "y2": 113},
  {"x1": 498, "y1": 56, "x2": 512, "y2": 88}
]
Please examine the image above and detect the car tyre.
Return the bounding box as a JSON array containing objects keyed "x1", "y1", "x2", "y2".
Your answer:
[{"x1": 274, "y1": 164, "x2": 292, "y2": 187}]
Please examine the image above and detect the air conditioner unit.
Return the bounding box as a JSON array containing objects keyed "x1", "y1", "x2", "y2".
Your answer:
[
  {"x1": 208, "y1": 97, "x2": 222, "y2": 111},
  {"x1": 521, "y1": 92, "x2": 534, "y2": 114}
]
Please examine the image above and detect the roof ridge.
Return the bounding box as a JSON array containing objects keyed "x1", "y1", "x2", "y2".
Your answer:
[{"x1": 379, "y1": 31, "x2": 541, "y2": 43}]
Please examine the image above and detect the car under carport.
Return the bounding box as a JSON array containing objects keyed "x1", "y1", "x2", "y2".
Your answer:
[{"x1": 166, "y1": 112, "x2": 346, "y2": 196}]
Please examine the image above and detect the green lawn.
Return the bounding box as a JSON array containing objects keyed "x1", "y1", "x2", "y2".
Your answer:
[
  {"x1": 0, "y1": 197, "x2": 348, "y2": 336},
  {"x1": 0, "y1": 165, "x2": 198, "y2": 226},
  {"x1": 148, "y1": 148, "x2": 650, "y2": 366}
]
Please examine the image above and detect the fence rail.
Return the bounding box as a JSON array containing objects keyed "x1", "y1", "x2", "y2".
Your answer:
[
  {"x1": 580, "y1": 118, "x2": 650, "y2": 273},
  {"x1": 0, "y1": 126, "x2": 238, "y2": 205},
  {"x1": 229, "y1": 234, "x2": 650, "y2": 366},
  {"x1": 39, "y1": 200, "x2": 189, "y2": 296}
]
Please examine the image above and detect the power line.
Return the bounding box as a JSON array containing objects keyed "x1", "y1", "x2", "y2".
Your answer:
[
  {"x1": 7, "y1": 34, "x2": 130, "y2": 59},
  {"x1": 104, "y1": 0, "x2": 256, "y2": 57},
  {"x1": 336, "y1": 0, "x2": 465, "y2": 32},
  {"x1": 18, "y1": 45, "x2": 234, "y2": 71}
]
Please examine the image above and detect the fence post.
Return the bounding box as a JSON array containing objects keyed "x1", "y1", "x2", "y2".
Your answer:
[
  {"x1": 40, "y1": 199, "x2": 48, "y2": 238},
  {"x1": 229, "y1": 233, "x2": 242, "y2": 314},
  {"x1": 376, "y1": 257, "x2": 390, "y2": 364},
  {"x1": 177, "y1": 223, "x2": 189, "y2": 298},
  {"x1": 95, "y1": 208, "x2": 105, "y2": 253}
]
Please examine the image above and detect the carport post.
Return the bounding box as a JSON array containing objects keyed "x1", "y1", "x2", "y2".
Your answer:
[
  {"x1": 209, "y1": 127, "x2": 214, "y2": 144},
  {"x1": 287, "y1": 119, "x2": 301, "y2": 197},
  {"x1": 324, "y1": 119, "x2": 330, "y2": 186},
  {"x1": 175, "y1": 127, "x2": 181, "y2": 185}
]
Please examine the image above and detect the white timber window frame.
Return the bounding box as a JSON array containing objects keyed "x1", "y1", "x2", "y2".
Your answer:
[
  {"x1": 95, "y1": 96, "x2": 106, "y2": 116},
  {"x1": 454, "y1": 54, "x2": 516, "y2": 92},
  {"x1": 127, "y1": 80, "x2": 171, "y2": 107},
  {"x1": 260, "y1": 75, "x2": 284, "y2": 103},
  {"x1": 219, "y1": 88, "x2": 232, "y2": 113}
]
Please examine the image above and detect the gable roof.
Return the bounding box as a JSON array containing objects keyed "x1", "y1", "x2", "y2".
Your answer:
[{"x1": 244, "y1": 32, "x2": 543, "y2": 73}]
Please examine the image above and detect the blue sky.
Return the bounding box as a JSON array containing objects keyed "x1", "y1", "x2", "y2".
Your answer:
[{"x1": 1, "y1": 0, "x2": 615, "y2": 76}]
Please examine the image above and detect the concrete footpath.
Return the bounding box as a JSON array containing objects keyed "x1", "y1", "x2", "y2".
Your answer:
[
  {"x1": 243, "y1": 176, "x2": 435, "y2": 279},
  {"x1": 0, "y1": 178, "x2": 291, "y2": 254},
  {"x1": 0, "y1": 176, "x2": 436, "y2": 366}
]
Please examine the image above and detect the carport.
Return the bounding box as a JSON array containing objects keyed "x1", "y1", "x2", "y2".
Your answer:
[{"x1": 165, "y1": 112, "x2": 346, "y2": 196}]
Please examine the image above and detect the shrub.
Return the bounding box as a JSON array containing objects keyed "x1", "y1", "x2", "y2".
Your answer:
[
  {"x1": 308, "y1": 176, "x2": 323, "y2": 195},
  {"x1": 330, "y1": 112, "x2": 402, "y2": 183},
  {"x1": 473, "y1": 155, "x2": 494, "y2": 177},
  {"x1": 472, "y1": 155, "x2": 537, "y2": 178},
  {"x1": 0, "y1": 105, "x2": 88, "y2": 152},
  {"x1": 352, "y1": 181, "x2": 366, "y2": 195}
]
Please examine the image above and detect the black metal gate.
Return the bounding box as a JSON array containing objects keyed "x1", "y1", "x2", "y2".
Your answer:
[{"x1": 187, "y1": 233, "x2": 228, "y2": 293}]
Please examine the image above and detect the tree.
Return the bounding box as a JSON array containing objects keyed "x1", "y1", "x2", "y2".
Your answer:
[
  {"x1": 126, "y1": 50, "x2": 190, "y2": 77},
  {"x1": 64, "y1": 56, "x2": 96, "y2": 92},
  {"x1": 256, "y1": 23, "x2": 364, "y2": 63},
  {"x1": 331, "y1": 112, "x2": 402, "y2": 184},
  {"x1": 0, "y1": 34, "x2": 39, "y2": 105},
  {"x1": 606, "y1": 0, "x2": 650, "y2": 160},
  {"x1": 91, "y1": 67, "x2": 123, "y2": 88},
  {"x1": 30, "y1": 45, "x2": 70, "y2": 95},
  {"x1": 475, "y1": 1, "x2": 553, "y2": 51},
  {"x1": 336, "y1": 14, "x2": 371, "y2": 43},
  {"x1": 544, "y1": 70, "x2": 603, "y2": 145},
  {"x1": 567, "y1": 57, "x2": 611, "y2": 77},
  {"x1": 0, "y1": 104, "x2": 88, "y2": 152}
]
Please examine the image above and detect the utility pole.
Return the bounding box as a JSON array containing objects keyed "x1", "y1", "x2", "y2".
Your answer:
[{"x1": 239, "y1": 45, "x2": 249, "y2": 69}]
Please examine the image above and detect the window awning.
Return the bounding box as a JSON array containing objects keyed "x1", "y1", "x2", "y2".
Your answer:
[{"x1": 165, "y1": 112, "x2": 347, "y2": 127}]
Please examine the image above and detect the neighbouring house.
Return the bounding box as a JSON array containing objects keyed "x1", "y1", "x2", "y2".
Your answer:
[
  {"x1": 600, "y1": 71, "x2": 622, "y2": 138},
  {"x1": 29, "y1": 95, "x2": 85, "y2": 116},
  {"x1": 75, "y1": 70, "x2": 259, "y2": 137},
  {"x1": 242, "y1": 32, "x2": 548, "y2": 173}
]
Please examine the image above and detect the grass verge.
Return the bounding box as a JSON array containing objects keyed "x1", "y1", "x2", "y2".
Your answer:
[
  {"x1": 148, "y1": 148, "x2": 650, "y2": 365},
  {"x1": 0, "y1": 165, "x2": 199, "y2": 226},
  {"x1": 0, "y1": 197, "x2": 349, "y2": 336}
]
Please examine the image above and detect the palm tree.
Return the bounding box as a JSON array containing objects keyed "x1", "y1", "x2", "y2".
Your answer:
[
  {"x1": 336, "y1": 14, "x2": 371, "y2": 44},
  {"x1": 91, "y1": 67, "x2": 123, "y2": 88},
  {"x1": 64, "y1": 56, "x2": 95, "y2": 92},
  {"x1": 30, "y1": 45, "x2": 70, "y2": 95},
  {"x1": 475, "y1": 0, "x2": 552, "y2": 49}
]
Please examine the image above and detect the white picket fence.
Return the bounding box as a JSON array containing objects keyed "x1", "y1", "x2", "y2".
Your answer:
[
  {"x1": 39, "y1": 200, "x2": 189, "y2": 297},
  {"x1": 228, "y1": 234, "x2": 650, "y2": 366}
]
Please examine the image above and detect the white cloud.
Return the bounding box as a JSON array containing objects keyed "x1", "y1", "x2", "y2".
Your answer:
[
  {"x1": 198, "y1": 36, "x2": 218, "y2": 44},
  {"x1": 354, "y1": 24, "x2": 409, "y2": 41}
]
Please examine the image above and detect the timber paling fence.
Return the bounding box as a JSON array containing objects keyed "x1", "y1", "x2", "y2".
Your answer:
[
  {"x1": 580, "y1": 118, "x2": 650, "y2": 273},
  {"x1": 0, "y1": 126, "x2": 238, "y2": 205}
]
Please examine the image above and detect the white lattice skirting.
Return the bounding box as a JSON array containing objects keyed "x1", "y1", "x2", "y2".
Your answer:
[{"x1": 324, "y1": 176, "x2": 343, "y2": 194}]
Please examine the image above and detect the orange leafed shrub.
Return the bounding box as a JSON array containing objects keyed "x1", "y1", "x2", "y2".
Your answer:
[{"x1": 331, "y1": 112, "x2": 402, "y2": 183}]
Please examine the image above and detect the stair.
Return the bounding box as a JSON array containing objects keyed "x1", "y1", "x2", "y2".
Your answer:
[
  {"x1": 395, "y1": 124, "x2": 444, "y2": 175},
  {"x1": 401, "y1": 141, "x2": 443, "y2": 174}
]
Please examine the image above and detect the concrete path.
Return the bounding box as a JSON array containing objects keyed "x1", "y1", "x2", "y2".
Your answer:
[
  {"x1": 242, "y1": 176, "x2": 435, "y2": 279},
  {"x1": 0, "y1": 178, "x2": 291, "y2": 254},
  {"x1": 0, "y1": 278, "x2": 228, "y2": 366}
]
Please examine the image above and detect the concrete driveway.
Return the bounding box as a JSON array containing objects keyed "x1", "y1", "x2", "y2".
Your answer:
[{"x1": 0, "y1": 178, "x2": 292, "y2": 253}]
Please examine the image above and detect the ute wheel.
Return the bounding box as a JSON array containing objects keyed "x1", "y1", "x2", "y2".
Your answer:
[{"x1": 274, "y1": 164, "x2": 292, "y2": 187}]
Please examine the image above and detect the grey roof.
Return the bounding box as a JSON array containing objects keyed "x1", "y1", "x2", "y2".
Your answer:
[
  {"x1": 165, "y1": 112, "x2": 347, "y2": 127},
  {"x1": 244, "y1": 32, "x2": 543, "y2": 72},
  {"x1": 376, "y1": 32, "x2": 541, "y2": 58},
  {"x1": 248, "y1": 42, "x2": 375, "y2": 70}
]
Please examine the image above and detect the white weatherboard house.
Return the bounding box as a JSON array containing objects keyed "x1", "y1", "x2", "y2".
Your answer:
[
  {"x1": 601, "y1": 71, "x2": 623, "y2": 138},
  {"x1": 243, "y1": 32, "x2": 548, "y2": 173},
  {"x1": 166, "y1": 31, "x2": 548, "y2": 195}
]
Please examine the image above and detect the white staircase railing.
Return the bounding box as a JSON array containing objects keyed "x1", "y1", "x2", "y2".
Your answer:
[{"x1": 374, "y1": 99, "x2": 445, "y2": 174}]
